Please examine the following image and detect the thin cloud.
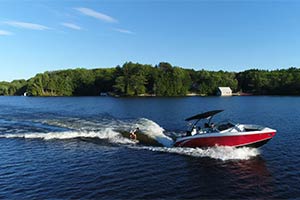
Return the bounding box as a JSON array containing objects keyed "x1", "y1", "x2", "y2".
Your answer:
[
  {"x1": 4, "y1": 20, "x2": 50, "y2": 30},
  {"x1": 114, "y1": 28, "x2": 134, "y2": 34},
  {"x1": 61, "y1": 22, "x2": 82, "y2": 30},
  {"x1": 75, "y1": 7, "x2": 117, "y2": 23},
  {"x1": 0, "y1": 30, "x2": 13, "y2": 36}
]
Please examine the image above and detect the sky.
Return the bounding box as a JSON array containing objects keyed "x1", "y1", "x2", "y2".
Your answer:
[{"x1": 1, "y1": 0, "x2": 300, "y2": 81}]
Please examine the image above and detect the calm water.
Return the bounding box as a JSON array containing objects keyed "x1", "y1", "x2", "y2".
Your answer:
[{"x1": 0, "y1": 96, "x2": 299, "y2": 199}]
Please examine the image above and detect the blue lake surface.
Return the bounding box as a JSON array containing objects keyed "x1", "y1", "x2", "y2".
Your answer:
[{"x1": 0, "y1": 96, "x2": 299, "y2": 199}]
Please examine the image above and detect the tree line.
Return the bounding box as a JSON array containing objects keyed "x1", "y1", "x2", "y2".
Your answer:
[{"x1": 0, "y1": 62, "x2": 300, "y2": 96}]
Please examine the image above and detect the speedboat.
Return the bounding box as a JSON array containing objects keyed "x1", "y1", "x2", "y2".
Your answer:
[{"x1": 174, "y1": 110, "x2": 276, "y2": 148}]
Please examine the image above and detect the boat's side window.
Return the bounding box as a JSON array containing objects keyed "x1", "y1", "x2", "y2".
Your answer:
[{"x1": 217, "y1": 122, "x2": 235, "y2": 131}]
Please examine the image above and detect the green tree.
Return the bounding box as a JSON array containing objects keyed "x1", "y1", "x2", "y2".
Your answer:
[{"x1": 113, "y1": 62, "x2": 147, "y2": 96}]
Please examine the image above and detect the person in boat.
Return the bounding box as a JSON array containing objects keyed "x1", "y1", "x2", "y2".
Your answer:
[
  {"x1": 203, "y1": 123, "x2": 214, "y2": 133},
  {"x1": 186, "y1": 130, "x2": 191, "y2": 136},
  {"x1": 191, "y1": 126, "x2": 197, "y2": 136},
  {"x1": 186, "y1": 125, "x2": 197, "y2": 136},
  {"x1": 130, "y1": 127, "x2": 139, "y2": 140}
]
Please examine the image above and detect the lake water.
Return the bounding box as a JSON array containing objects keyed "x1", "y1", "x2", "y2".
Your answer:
[{"x1": 0, "y1": 96, "x2": 299, "y2": 199}]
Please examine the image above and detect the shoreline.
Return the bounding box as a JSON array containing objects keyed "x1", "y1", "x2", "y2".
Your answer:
[{"x1": 1, "y1": 94, "x2": 300, "y2": 98}]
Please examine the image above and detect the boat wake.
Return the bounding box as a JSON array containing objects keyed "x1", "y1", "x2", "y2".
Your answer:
[
  {"x1": 134, "y1": 146, "x2": 260, "y2": 161},
  {"x1": 0, "y1": 128, "x2": 135, "y2": 144},
  {"x1": 127, "y1": 118, "x2": 173, "y2": 147},
  {"x1": 0, "y1": 118, "x2": 173, "y2": 146},
  {"x1": 0, "y1": 117, "x2": 260, "y2": 160}
]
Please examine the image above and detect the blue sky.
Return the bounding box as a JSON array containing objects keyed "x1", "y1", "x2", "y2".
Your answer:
[{"x1": 1, "y1": 0, "x2": 300, "y2": 81}]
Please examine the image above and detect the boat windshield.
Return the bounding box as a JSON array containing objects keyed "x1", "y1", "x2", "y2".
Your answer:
[{"x1": 215, "y1": 120, "x2": 237, "y2": 131}]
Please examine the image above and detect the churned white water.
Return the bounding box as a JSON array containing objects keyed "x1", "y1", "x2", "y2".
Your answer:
[
  {"x1": 130, "y1": 118, "x2": 174, "y2": 147},
  {"x1": 0, "y1": 128, "x2": 135, "y2": 144},
  {"x1": 135, "y1": 146, "x2": 260, "y2": 161},
  {"x1": 0, "y1": 117, "x2": 259, "y2": 160}
]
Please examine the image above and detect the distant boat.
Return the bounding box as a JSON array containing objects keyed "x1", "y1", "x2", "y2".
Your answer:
[{"x1": 174, "y1": 110, "x2": 276, "y2": 148}]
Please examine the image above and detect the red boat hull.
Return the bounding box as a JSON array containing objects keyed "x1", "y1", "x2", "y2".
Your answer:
[{"x1": 174, "y1": 131, "x2": 276, "y2": 148}]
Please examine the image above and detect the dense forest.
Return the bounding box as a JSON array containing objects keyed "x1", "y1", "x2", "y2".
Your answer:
[{"x1": 0, "y1": 62, "x2": 300, "y2": 96}]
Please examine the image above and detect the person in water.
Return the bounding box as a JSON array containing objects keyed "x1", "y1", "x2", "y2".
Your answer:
[{"x1": 130, "y1": 127, "x2": 139, "y2": 140}]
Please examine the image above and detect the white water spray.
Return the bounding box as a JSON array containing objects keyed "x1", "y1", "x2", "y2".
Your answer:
[
  {"x1": 0, "y1": 117, "x2": 260, "y2": 160},
  {"x1": 130, "y1": 118, "x2": 174, "y2": 147},
  {"x1": 135, "y1": 146, "x2": 260, "y2": 161},
  {"x1": 0, "y1": 128, "x2": 136, "y2": 145}
]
